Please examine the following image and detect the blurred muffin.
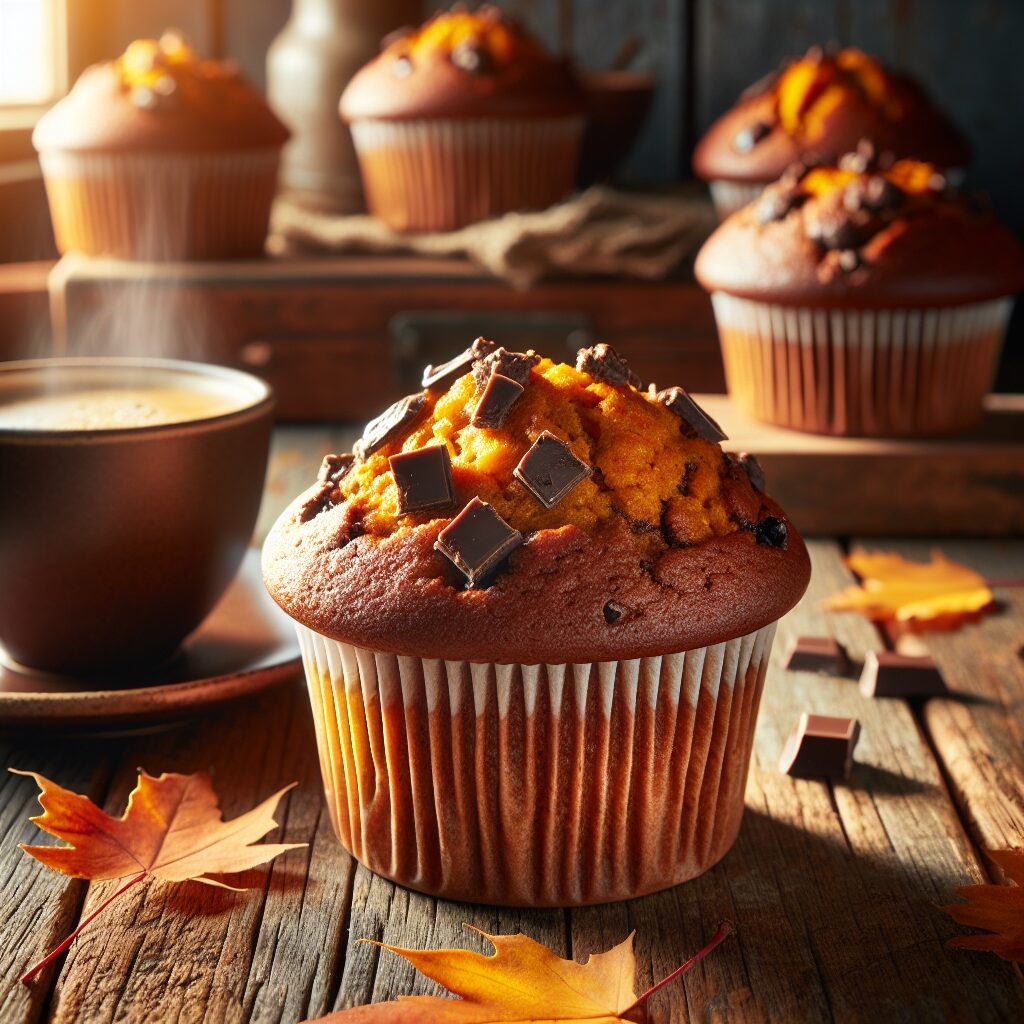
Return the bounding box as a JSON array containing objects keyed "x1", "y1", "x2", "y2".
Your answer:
[
  {"x1": 33, "y1": 32, "x2": 289, "y2": 260},
  {"x1": 340, "y1": 5, "x2": 585, "y2": 232},
  {"x1": 264, "y1": 339, "x2": 810, "y2": 905},
  {"x1": 695, "y1": 149, "x2": 1024, "y2": 437},
  {"x1": 693, "y1": 47, "x2": 970, "y2": 218}
]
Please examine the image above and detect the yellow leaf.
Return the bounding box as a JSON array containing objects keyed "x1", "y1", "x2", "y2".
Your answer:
[
  {"x1": 822, "y1": 550, "x2": 993, "y2": 627},
  {"x1": 940, "y1": 850, "x2": 1024, "y2": 963}
]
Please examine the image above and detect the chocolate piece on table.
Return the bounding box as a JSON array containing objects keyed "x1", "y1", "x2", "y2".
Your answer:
[
  {"x1": 734, "y1": 452, "x2": 765, "y2": 492},
  {"x1": 434, "y1": 497, "x2": 523, "y2": 587},
  {"x1": 471, "y1": 371, "x2": 525, "y2": 429},
  {"x1": 779, "y1": 713, "x2": 861, "y2": 779},
  {"x1": 317, "y1": 452, "x2": 355, "y2": 485},
  {"x1": 783, "y1": 635, "x2": 849, "y2": 675},
  {"x1": 513, "y1": 430, "x2": 592, "y2": 509},
  {"x1": 355, "y1": 392, "x2": 426, "y2": 459},
  {"x1": 655, "y1": 386, "x2": 728, "y2": 442},
  {"x1": 733, "y1": 120, "x2": 771, "y2": 153},
  {"x1": 755, "y1": 515, "x2": 788, "y2": 549},
  {"x1": 389, "y1": 444, "x2": 457, "y2": 516},
  {"x1": 422, "y1": 337, "x2": 497, "y2": 390},
  {"x1": 575, "y1": 343, "x2": 641, "y2": 388},
  {"x1": 859, "y1": 651, "x2": 948, "y2": 698},
  {"x1": 472, "y1": 346, "x2": 539, "y2": 389}
]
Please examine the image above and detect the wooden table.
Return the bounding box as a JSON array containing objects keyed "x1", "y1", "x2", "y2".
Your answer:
[{"x1": 2, "y1": 426, "x2": 1022, "y2": 1023}]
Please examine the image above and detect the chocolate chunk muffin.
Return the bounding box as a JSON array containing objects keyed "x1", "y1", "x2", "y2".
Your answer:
[
  {"x1": 264, "y1": 340, "x2": 810, "y2": 905},
  {"x1": 340, "y1": 5, "x2": 585, "y2": 231},
  {"x1": 696, "y1": 153, "x2": 1024, "y2": 437},
  {"x1": 693, "y1": 47, "x2": 970, "y2": 218}
]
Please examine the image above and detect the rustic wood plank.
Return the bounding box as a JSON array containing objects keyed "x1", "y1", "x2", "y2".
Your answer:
[
  {"x1": 571, "y1": 540, "x2": 1024, "y2": 1022},
  {"x1": 0, "y1": 743, "x2": 116, "y2": 1024},
  {"x1": 855, "y1": 539, "x2": 1024, "y2": 858}
]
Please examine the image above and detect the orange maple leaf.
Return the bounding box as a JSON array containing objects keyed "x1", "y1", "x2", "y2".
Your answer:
[
  {"x1": 940, "y1": 849, "x2": 1024, "y2": 963},
  {"x1": 12, "y1": 768, "x2": 303, "y2": 983},
  {"x1": 304, "y1": 922, "x2": 731, "y2": 1023},
  {"x1": 822, "y1": 549, "x2": 994, "y2": 628}
]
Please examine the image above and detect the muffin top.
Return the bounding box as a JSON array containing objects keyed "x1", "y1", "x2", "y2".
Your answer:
[
  {"x1": 692, "y1": 47, "x2": 969, "y2": 185},
  {"x1": 33, "y1": 31, "x2": 289, "y2": 153},
  {"x1": 263, "y1": 341, "x2": 810, "y2": 663},
  {"x1": 695, "y1": 146, "x2": 1024, "y2": 308},
  {"x1": 340, "y1": 5, "x2": 585, "y2": 122}
]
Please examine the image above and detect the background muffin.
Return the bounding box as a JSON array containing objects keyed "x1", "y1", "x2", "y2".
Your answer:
[
  {"x1": 33, "y1": 31, "x2": 289, "y2": 260},
  {"x1": 693, "y1": 47, "x2": 970, "y2": 218},
  {"x1": 695, "y1": 150, "x2": 1024, "y2": 437},
  {"x1": 340, "y1": 5, "x2": 586, "y2": 232},
  {"x1": 264, "y1": 339, "x2": 810, "y2": 905}
]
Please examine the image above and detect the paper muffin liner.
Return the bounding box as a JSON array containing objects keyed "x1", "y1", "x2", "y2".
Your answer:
[
  {"x1": 295, "y1": 619, "x2": 777, "y2": 906},
  {"x1": 711, "y1": 293, "x2": 1013, "y2": 436},
  {"x1": 349, "y1": 117, "x2": 584, "y2": 233},
  {"x1": 708, "y1": 180, "x2": 765, "y2": 219},
  {"x1": 38, "y1": 148, "x2": 281, "y2": 260}
]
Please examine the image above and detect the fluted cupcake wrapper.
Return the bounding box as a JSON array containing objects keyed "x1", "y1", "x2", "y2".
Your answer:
[
  {"x1": 708, "y1": 180, "x2": 766, "y2": 220},
  {"x1": 295, "y1": 620, "x2": 777, "y2": 906},
  {"x1": 711, "y1": 293, "x2": 1013, "y2": 437},
  {"x1": 38, "y1": 148, "x2": 281, "y2": 260},
  {"x1": 349, "y1": 117, "x2": 584, "y2": 233}
]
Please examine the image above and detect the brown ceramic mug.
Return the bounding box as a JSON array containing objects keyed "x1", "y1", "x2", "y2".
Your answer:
[{"x1": 0, "y1": 358, "x2": 274, "y2": 674}]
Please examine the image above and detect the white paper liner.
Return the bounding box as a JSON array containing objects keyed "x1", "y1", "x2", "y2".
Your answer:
[
  {"x1": 38, "y1": 148, "x2": 281, "y2": 260},
  {"x1": 349, "y1": 117, "x2": 584, "y2": 232},
  {"x1": 711, "y1": 292, "x2": 1013, "y2": 436},
  {"x1": 708, "y1": 180, "x2": 765, "y2": 219},
  {"x1": 295, "y1": 620, "x2": 777, "y2": 906}
]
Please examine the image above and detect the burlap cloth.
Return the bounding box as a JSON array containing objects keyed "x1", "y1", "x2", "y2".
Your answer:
[{"x1": 269, "y1": 186, "x2": 716, "y2": 289}]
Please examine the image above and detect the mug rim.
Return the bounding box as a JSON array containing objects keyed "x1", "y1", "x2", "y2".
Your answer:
[{"x1": 0, "y1": 356, "x2": 275, "y2": 442}]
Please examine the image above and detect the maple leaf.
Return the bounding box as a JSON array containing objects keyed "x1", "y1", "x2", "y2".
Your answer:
[
  {"x1": 304, "y1": 921, "x2": 732, "y2": 1023},
  {"x1": 822, "y1": 549, "x2": 994, "y2": 628},
  {"x1": 940, "y1": 849, "x2": 1024, "y2": 963},
  {"x1": 12, "y1": 768, "x2": 303, "y2": 983}
]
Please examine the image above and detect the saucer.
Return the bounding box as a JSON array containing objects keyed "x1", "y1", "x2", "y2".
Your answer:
[{"x1": 0, "y1": 549, "x2": 300, "y2": 732}]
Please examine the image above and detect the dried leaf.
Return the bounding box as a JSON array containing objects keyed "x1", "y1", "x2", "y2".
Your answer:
[
  {"x1": 305, "y1": 922, "x2": 731, "y2": 1023},
  {"x1": 12, "y1": 768, "x2": 303, "y2": 982},
  {"x1": 940, "y1": 849, "x2": 1024, "y2": 963},
  {"x1": 823, "y1": 549, "x2": 993, "y2": 627}
]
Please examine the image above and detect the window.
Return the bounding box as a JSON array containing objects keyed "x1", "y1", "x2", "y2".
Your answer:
[{"x1": 0, "y1": 0, "x2": 65, "y2": 106}]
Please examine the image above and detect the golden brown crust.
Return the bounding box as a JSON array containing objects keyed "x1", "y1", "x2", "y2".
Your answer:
[
  {"x1": 340, "y1": 7, "x2": 584, "y2": 122},
  {"x1": 33, "y1": 37, "x2": 288, "y2": 154},
  {"x1": 693, "y1": 49, "x2": 969, "y2": 184},
  {"x1": 262, "y1": 491, "x2": 810, "y2": 663}
]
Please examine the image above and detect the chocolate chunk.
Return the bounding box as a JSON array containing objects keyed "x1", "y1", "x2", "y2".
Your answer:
[
  {"x1": 755, "y1": 515, "x2": 788, "y2": 548},
  {"x1": 317, "y1": 452, "x2": 355, "y2": 486},
  {"x1": 837, "y1": 248, "x2": 861, "y2": 272},
  {"x1": 733, "y1": 120, "x2": 771, "y2": 153},
  {"x1": 450, "y1": 41, "x2": 492, "y2": 74},
  {"x1": 513, "y1": 431, "x2": 592, "y2": 509},
  {"x1": 843, "y1": 174, "x2": 903, "y2": 214},
  {"x1": 807, "y1": 208, "x2": 867, "y2": 251},
  {"x1": 472, "y1": 346, "x2": 539, "y2": 389},
  {"x1": 859, "y1": 651, "x2": 948, "y2": 698},
  {"x1": 355, "y1": 392, "x2": 426, "y2": 460},
  {"x1": 838, "y1": 139, "x2": 880, "y2": 174},
  {"x1": 300, "y1": 482, "x2": 336, "y2": 523},
  {"x1": 472, "y1": 371, "x2": 524, "y2": 429},
  {"x1": 575, "y1": 343, "x2": 641, "y2": 388},
  {"x1": 603, "y1": 599, "x2": 627, "y2": 624},
  {"x1": 423, "y1": 337, "x2": 497, "y2": 390},
  {"x1": 655, "y1": 387, "x2": 728, "y2": 443},
  {"x1": 757, "y1": 183, "x2": 807, "y2": 224},
  {"x1": 391, "y1": 55, "x2": 413, "y2": 77},
  {"x1": 783, "y1": 635, "x2": 850, "y2": 675},
  {"x1": 779, "y1": 713, "x2": 861, "y2": 779},
  {"x1": 389, "y1": 444, "x2": 456, "y2": 516},
  {"x1": 434, "y1": 497, "x2": 522, "y2": 587},
  {"x1": 735, "y1": 452, "x2": 765, "y2": 491}
]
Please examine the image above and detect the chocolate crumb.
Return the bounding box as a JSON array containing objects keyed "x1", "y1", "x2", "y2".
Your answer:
[
  {"x1": 355, "y1": 392, "x2": 426, "y2": 459},
  {"x1": 514, "y1": 431, "x2": 592, "y2": 509},
  {"x1": 472, "y1": 371, "x2": 525, "y2": 429},
  {"x1": 575, "y1": 343, "x2": 641, "y2": 388},
  {"x1": 603, "y1": 600, "x2": 627, "y2": 624},
  {"x1": 472, "y1": 346, "x2": 539, "y2": 389},
  {"x1": 434, "y1": 497, "x2": 523, "y2": 587},
  {"x1": 389, "y1": 444, "x2": 457, "y2": 516},
  {"x1": 656, "y1": 387, "x2": 728, "y2": 443},
  {"x1": 755, "y1": 516, "x2": 788, "y2": 548},
  {"x1": 299, "y1": 482, "x2": 336, "y2": 522},
  {"x1": 317, "y1": 452, "x2": 355, "y2": 486}
]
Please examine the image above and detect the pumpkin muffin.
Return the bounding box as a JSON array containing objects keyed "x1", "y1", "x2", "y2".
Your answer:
[
  {"x1": 340, "y1": 5, "x2": 585, "y2": 232},
  {"x1": 263, "y1": 339, "x2": 810, "y2": 905},
  {"x1": 33, "y1": 31, "x2": 288, "y2": 259},
  {"x1": 693, "y1": 47, "x2": 970, "y2": 218},
  {"x1": 695, "y1": 150, "x2": 1024, "y2": 436}
]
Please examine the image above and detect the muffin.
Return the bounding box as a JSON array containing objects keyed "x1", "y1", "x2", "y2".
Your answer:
[
  {"x1": 263, "y1": 339, "x2": 810, "y2": 905},
  {"x1": 693, "y1": 47, "x2": 970, "y2": 218},
  {"x1": 339, "y1": 5, "x2": 585, "y2": 232},
  {"x1": 33, "y1": 31, "x2": 289, "y2": 260},
  {"x1": 695, "y1": 152, "x2": 1024, "y2": 437}
]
